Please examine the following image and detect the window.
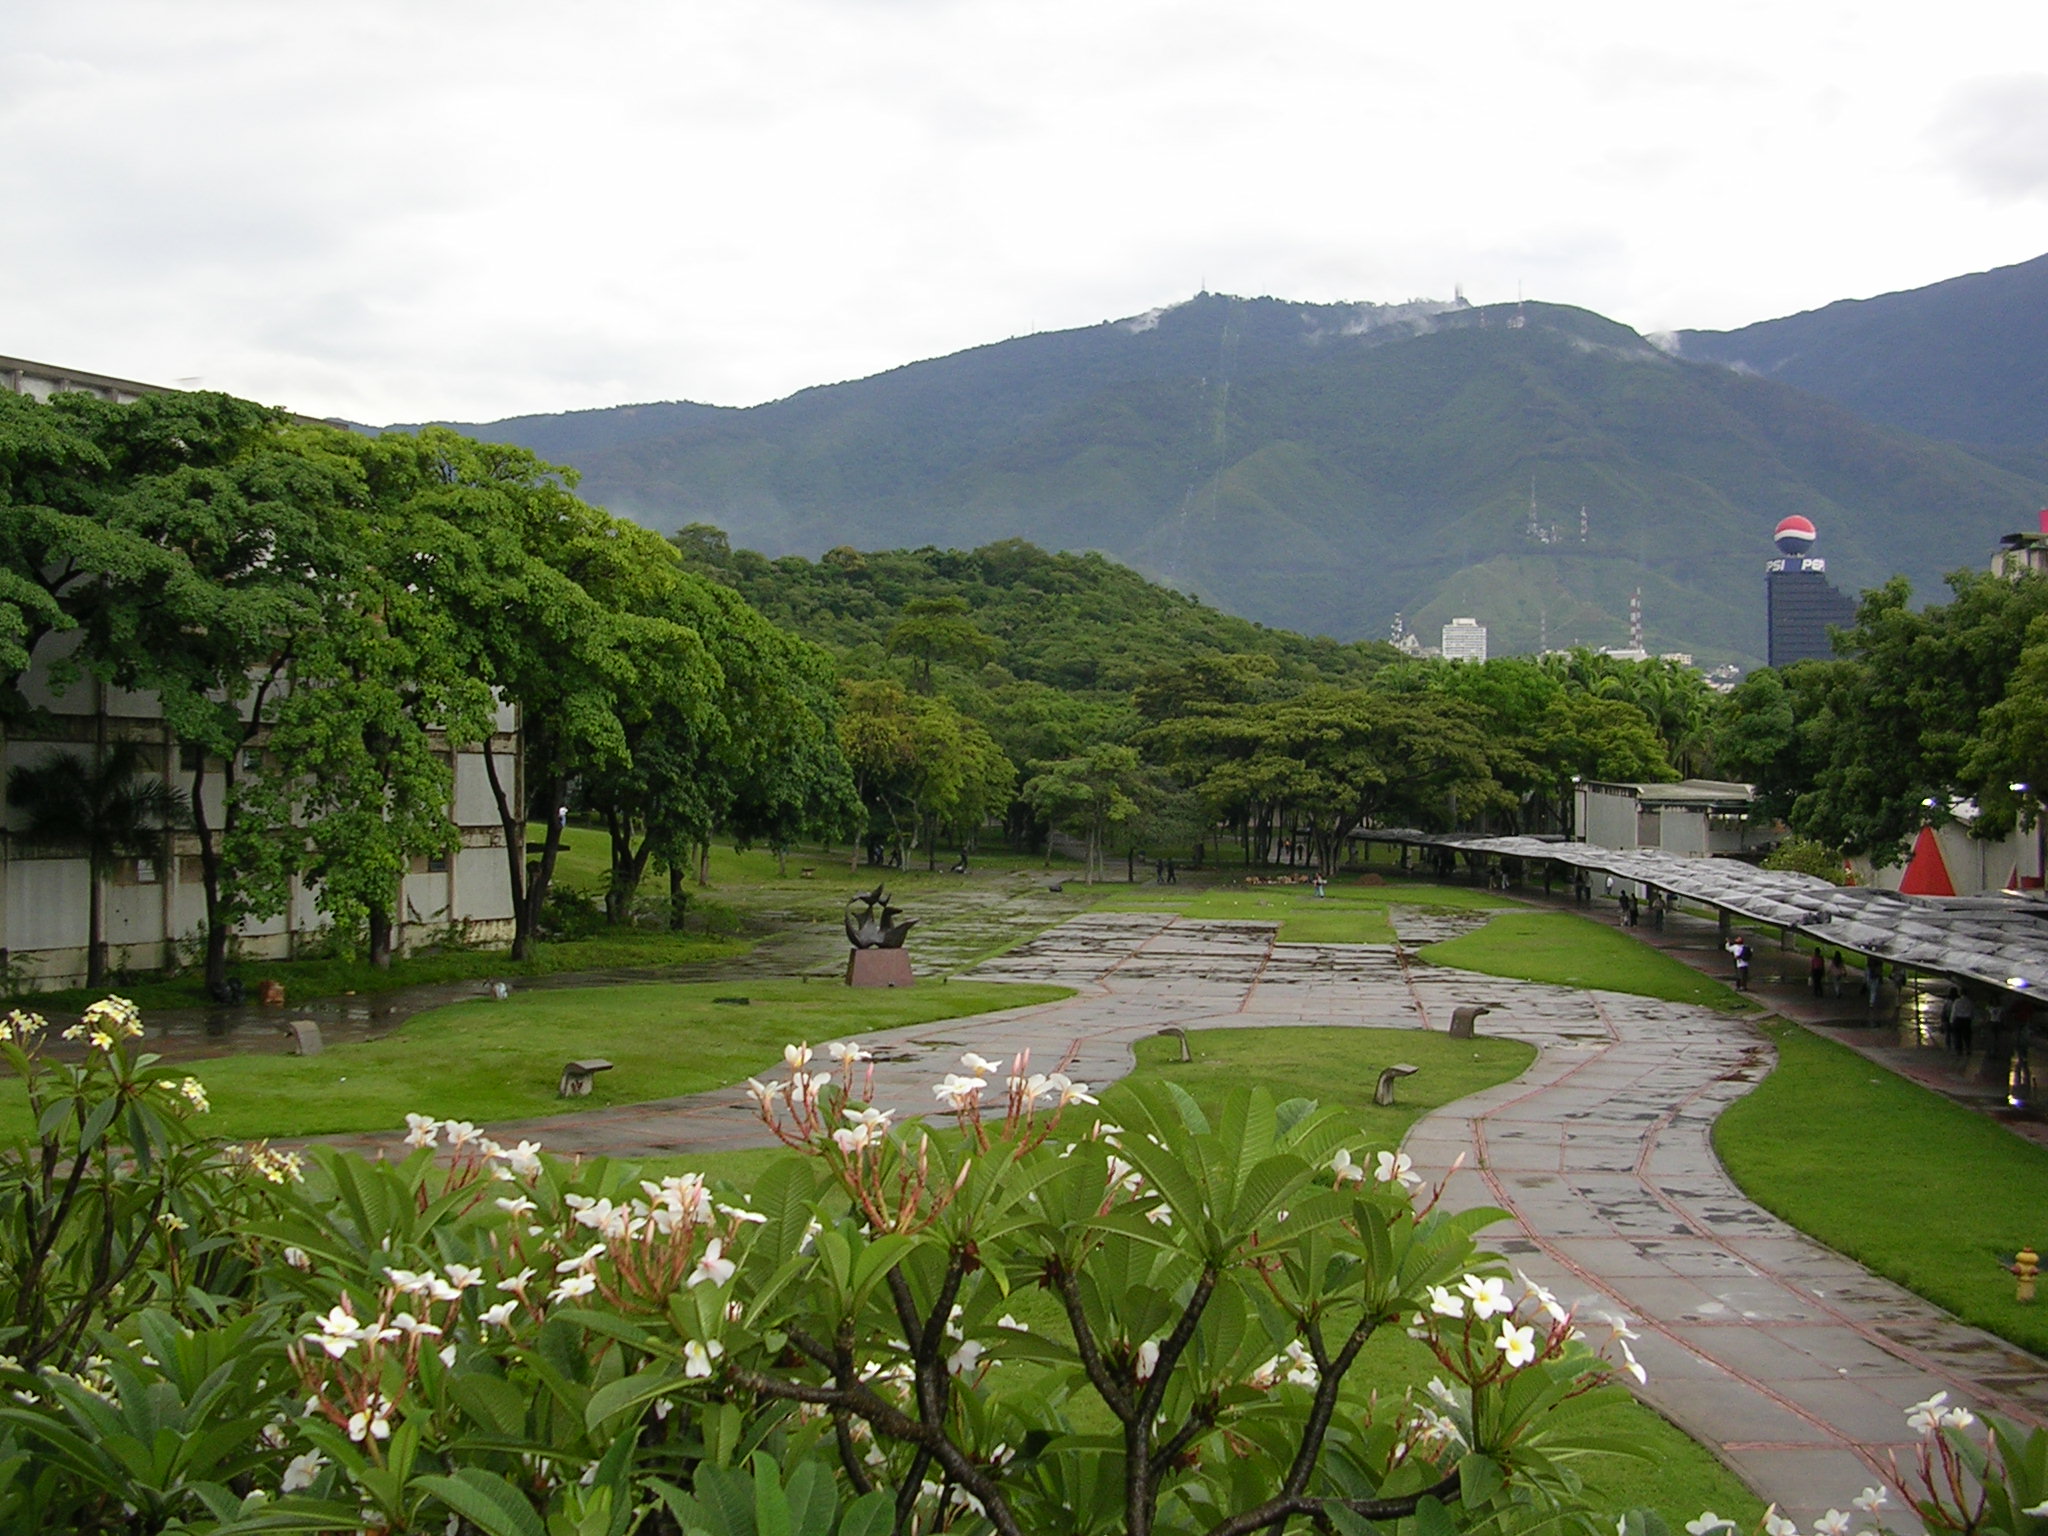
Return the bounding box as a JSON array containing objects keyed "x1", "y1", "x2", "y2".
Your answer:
[{"x1": 428, "y1": 853, "x2": 449, "y2": 874}]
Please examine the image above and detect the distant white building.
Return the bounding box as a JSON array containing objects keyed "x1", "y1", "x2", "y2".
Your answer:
[
  {"x1": 1440, "y1": 617, "x2": 1488, "y2": 662},
  {"x1": 1574, "y1": 779, "x2": 1767, "y2": 858}
]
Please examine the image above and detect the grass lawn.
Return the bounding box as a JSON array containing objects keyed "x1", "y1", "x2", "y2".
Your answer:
[
  {"x1": 13, "y1": 926, "x2": 755, "y2": 1020},
  {"x1": 1716, "y1": 1020, "x2": 2048, "y2": 1357},
  {"x1": 1422, "y1": 911, "x2": 1750, "y2": 1011},
  {"x1": 1087, "y1": 879, "x2": 1513, "y2": 945},
  {"x1": 0, "y1": 979, "x2": 1069, "y2": 1142}
]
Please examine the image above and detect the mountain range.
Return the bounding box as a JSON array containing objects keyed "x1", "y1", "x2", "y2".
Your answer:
[{"x1": 399, "y1": 255, "x2": 2048, "y2": 668}]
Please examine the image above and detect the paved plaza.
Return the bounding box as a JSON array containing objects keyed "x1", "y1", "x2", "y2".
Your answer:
[{"x1": 333, "y1": 908, "x2": 2048, "y2": 1523}]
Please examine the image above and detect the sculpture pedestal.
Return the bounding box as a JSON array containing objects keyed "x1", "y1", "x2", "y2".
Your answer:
[{"x1": 846, "y1": 948, "x2": 915, "y2": 988}]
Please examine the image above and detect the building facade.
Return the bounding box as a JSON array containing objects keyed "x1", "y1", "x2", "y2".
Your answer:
[
  {"x1": 1440, "y1": 617, "x2": 1488, "y2": 662},
  {"x1": 2, "y1": 360, "x2": 518, "y2": 987}
]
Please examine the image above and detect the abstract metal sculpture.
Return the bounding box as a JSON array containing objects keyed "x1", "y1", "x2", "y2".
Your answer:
[
  {"x1": 845, "y1": 884, "x2": 918, "y2": 950},
  {"x1": 844, "y1": 885, "x2": 917, "y2": 987}
]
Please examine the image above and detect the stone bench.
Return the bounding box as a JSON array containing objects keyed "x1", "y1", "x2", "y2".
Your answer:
[
  {"x1": 558, "y1": 1058, "x2": 614, "y2": 1098},
  {"x1": 284, "y1": 1018, "x2": 323, "y2": 1057},
  {"x1": 1374, "y1": 1063, "x2": 1419, "y2": 1107}
]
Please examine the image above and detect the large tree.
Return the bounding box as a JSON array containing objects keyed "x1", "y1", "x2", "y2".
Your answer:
[{"x1": 6, "y1": 743, "x2": 185, "y2": 987}]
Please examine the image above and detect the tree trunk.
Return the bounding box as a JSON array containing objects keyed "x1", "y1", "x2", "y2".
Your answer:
[
  {"x1": 697, "y1": 842, "x2": 711, "y2": 887},
  {"x1": 86, "y1": 854, "x2": 107, "y2": 989},
  {"x1": 368, "y1": 904, "x2": 393, "y2": 970},
  {"x1": 669, "y1": 864, "x2": 690, "y2": 930}
]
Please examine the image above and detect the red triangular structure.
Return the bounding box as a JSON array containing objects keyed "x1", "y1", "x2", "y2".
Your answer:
[{"x1": 1899, "y1": 825, "x2": 1957, "y2": 897}]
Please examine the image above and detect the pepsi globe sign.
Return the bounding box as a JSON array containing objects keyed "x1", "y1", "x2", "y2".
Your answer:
[{"x1": 1773, "y1": 515, "x2": 1817, "y2": 557}]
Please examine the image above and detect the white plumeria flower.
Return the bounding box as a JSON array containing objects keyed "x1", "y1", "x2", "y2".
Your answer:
[
  {"x1": 688, "y1": 1239, "x2": 737, "y2": 1289},
  {"x1": 439, "y1": 1343, "x2": 457, "y2": 1368},
  {"x1": 1906, "y1": 1391, "x2": 1951, "y2": 1436},
  {"x1": 1812, "y1": 1512, "x2": 1851, "y2": 1536},
  {"x1": 494, "y1": 1140, "x2": 544, "y2": 1178},
  {"x1": 442, "y1": 1120, "x2": 480, "y2": 1149},
  {"x1": 1599, "y1": 1312, "x2": 1639, "y2": 1342},
  {"x1": 1329, "y1": 1148, "x2": 1365, "y2": 1186},
  {"x1": 960, "y1": 1052, "x2": 1001, "y2": 1076},
  {"x1": 481, "y1": 1300, "x2": 519, "y2": 1330},
  {"x1": 385, "y1": 1268, "x2": 436, "y2": 1296},
  {"x1": 1144, "y1": 1204, "x2": 1174, "y2": 1226},
  {"x1": 745, "y1": 1078, "x2": 784, "y2": 1108},
  {"x1": 1426, "y1": 1284, "x2": 1465, "y2": 1319},
  {"x1": 1762, "y1": 1506, "x2": 1798, "y2": 1536},
  {"x1": 1044, "y1": 1072, "x2": 1097, "y2": 1106},
  {"x1": 557, "y1": 1243, "x2": 608, "y2": 1274},
  {"x1": 499, "y1": 1267, "x2": 536, "y2": 1293},
  {"x1": 1618, "y1": 1339, "x2": 1646, "y2": 1384},
  {"x1": 1496, "y1": 1323, "x2": 1537, "y2": 1369},
  {"x1": 280, "y1": 1451, "x2": 325, "y2": 1493},
  {"x1": 389, "y1": 1312, "x2": 442, "y2": 1339},
  {"x1": 549, "y1": 1274, "x2": 598, "y2": 1304},
  {"x1": 1133, "y1": 1340, "x2": 1160, "y2": 1381},
  {"x1": 1941, "y1": 1406, "x2": 1976, "y2": 1430},
  {"x1": 948, "y1": 1340, "x2": 987, "y2": 1377},
  {"x1": 1426, "y1": 1377, "x2": 1460, "y2": 1408},
  {"x1": 495, "y1": 1195, "x2": 537, "y2": 1216},
  {"x1": 932, "y1": 1073, "x2": 985, "y2": 1110},
  {"x1": 684, "y1": 1339, "x2": 726, "y2": 1379},
  {"x1": 718, "y1": 1203, "x2": 768, "y2": 1225},
  {"x1": 306, "y1": 1306, "x2": 371, "y2": 1359},
  {"x1": 1850, "y1": 1489, "x2": 1887, "y2": 1516},
  {"x1": 828, "y1": 1040, "x2": 871, "y2": 1064},
  {"x1": 2023, "y1": 1499, "x2": 2048, "y2": 1517},
  {"x1": 996, "y1": 1314, "x2": 1028, "y2": 1332},
  {"x1": 1248, "y1": 1357, "x2": 1280, "y2": 1390},
  {"x1": 1684, "y1": 1516, "x2": 1735, "y2": 1536},
  {"x1": 282, "y1": 1247, "x2": 310, "y2": 1270},
  {"x1": 403, "y1": 1114, "x2": 441, "y2": 1148},
  {"x1": 833, "y1": 1126, "x2": 870, "y2": 1155},
  {"x1": 1458, "y1": 1274, "x2": 1512, "y2": 1320},
  {"x1": 444, "y1": 1263, "x2": 484, "y2": 1291},
  {"x1": 1375, "y1": 1150, "x2": 1421, "y2": 1189},
  {"x1": 1282, "y1": 1341, "x2": 1319, "y2": 1386},
  {"x1": 784, "y1": 1043, "x2": 813, "y2": 1071}
]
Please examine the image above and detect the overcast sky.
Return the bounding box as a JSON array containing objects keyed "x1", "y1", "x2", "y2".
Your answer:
[{"x1": 8, "y1": 1, "x2": 2048, "y2": 425}]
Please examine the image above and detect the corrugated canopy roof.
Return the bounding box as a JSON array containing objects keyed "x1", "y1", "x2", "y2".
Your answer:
[{"x1": 1361, "y1": 830, "x2": 2048, "y2": 999}]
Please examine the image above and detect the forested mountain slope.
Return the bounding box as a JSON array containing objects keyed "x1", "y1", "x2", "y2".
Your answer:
[
  {"x1": 409, "y1": 295, "x2": 2048, "y2": 666},
  {"x1": 1678, "y1": 251, "x2": 2048, "y2": 452}
]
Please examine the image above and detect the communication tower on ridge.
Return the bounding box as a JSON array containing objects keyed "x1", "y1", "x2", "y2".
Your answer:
[{"x1": 1630, "y1": 589, "x2": 1644, "y2": 652}]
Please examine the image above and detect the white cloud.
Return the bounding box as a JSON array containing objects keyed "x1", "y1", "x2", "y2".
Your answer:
[
  {"x1": 1932, "y1": 74, "x2": 2048, "y2": 201},
  {"x1": 3, "y1": 0, "x2": 2048, "y2": 423}
]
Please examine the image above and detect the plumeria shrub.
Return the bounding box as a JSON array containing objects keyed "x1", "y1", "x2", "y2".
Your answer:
[{"x1": 1, "y1": 1005, "x2": 2012, "y2": 1536}]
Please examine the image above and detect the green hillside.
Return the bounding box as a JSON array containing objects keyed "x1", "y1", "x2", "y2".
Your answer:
[
  {"x1": 411, "y1": 294, "x2": 2048, "y2": 667},
  {"x1": 1679, "y1": 250, "x2": 2048, "y2": 449}
]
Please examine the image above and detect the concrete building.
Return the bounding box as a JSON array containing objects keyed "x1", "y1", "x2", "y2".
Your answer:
[
  {"x1": 1574, "y1": 778, "x2": 1767, "y2": 858},
  {"x1": 1, "y1": 361, "x2": 518, "y2": 987},
  {"x1": 1993, "y1": 511, "x2": 2048, "y2": 579},
  {"x1": 1440, "y1": 617, "x2": 1488, "y2": 662}
]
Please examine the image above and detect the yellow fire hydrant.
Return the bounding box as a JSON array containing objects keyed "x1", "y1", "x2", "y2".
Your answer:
[{"x1": 2012, "y1": 1246, "x2": 2040, "y2": 1304}]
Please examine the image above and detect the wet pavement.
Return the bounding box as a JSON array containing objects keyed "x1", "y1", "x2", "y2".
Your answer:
[{"x1": 312, "y1": 901, "x2": 2048, "y2": 1524}]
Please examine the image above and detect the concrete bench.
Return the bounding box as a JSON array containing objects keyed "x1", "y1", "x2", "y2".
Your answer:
[
  {"x1": 558, "y1": 1058, "x2": 615, "y2": 1098},
  {"x1": 1374, "y1": 1063, "x2": 1419, "y2": 1107},
  {"x1": 284, "y1": 1018, "x2": 323, "y2": 1057}
]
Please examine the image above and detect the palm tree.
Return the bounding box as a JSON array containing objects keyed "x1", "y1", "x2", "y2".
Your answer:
[{"x1": 8, "y1": 743, "x2": 187, "y2": 988}]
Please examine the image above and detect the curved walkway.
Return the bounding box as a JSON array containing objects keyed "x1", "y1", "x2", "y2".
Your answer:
[{"x1": 332, "y1": 911, "x2": 2048, "y2": 1523}]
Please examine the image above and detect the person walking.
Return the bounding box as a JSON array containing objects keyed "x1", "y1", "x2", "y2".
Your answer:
[
  {"x1": 1865, "y1": 955, "x2": 1884, "y2": 1013},
  {"x1": 1829, "y1": 951, "x2": 1847, "y2": 998},
  {"x1": 1809, "y1": 949, "x2": 1827, "y2": 999},
  {"x1": 1729, "y1": 937, "x2": 1752, "y2": 991}
]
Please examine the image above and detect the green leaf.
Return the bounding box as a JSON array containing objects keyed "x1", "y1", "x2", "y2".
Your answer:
[
  {"x1": 836, "y1": 1489, "x2": 894, "y2": 1536},
  {"x1": 585, "y1": 1364, "x2": 684, "y2": 1431},
  {"x1": 416, "y1": 1469, "x2": 548, "y2": 1536}
]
